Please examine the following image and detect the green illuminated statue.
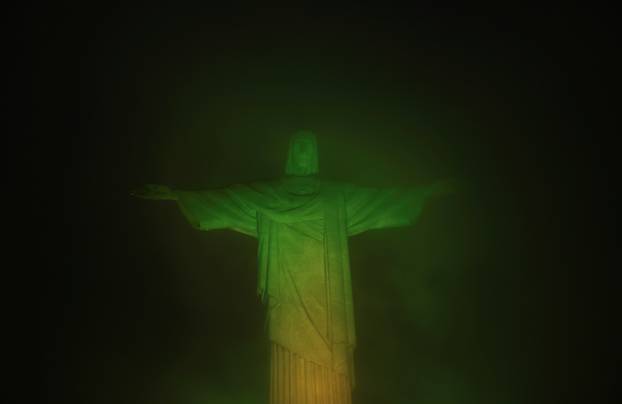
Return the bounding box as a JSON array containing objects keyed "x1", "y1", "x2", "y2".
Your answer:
[{"x1": 131, "y1": 131, "x2": 455, "y2": 404}]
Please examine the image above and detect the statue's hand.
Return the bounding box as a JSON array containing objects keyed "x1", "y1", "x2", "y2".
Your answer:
[{"x1": 130, "y1": 184, "x2": 177, "y2": 200}]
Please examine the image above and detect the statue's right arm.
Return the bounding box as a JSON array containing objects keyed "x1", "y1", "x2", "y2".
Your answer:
[
  {"x1": 130, "y1": 183, "x2": 259, "y2": 236},
  {"x1": 129, "y1": 184, "x2": 178, "y2": 201}
]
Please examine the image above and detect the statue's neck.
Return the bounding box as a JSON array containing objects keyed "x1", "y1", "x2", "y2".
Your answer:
[{"x1": 281, "y1": 175, "x2": 320, "y2": 195}]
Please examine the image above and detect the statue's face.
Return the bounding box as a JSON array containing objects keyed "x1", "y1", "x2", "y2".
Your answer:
[
  {"x1": 285, "y1": 131, "x2": 318, "y2": 176},
  {"x1": 291, "y1": 137, "x2": 315, "y2": 171}
]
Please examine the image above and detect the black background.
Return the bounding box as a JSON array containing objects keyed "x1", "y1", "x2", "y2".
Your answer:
[{"x1": 30, "y1": 5, "x2": 616, "y2": 404}]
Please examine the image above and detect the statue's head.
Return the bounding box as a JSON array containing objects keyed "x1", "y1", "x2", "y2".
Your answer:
[{"x1": 285, "y1": 130, "x2": 319, "y2": 176}]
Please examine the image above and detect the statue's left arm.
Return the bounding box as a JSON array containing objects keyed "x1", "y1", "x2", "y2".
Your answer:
[{"x1": 344, "y1": 179, "x2": 457, "y2": 236}]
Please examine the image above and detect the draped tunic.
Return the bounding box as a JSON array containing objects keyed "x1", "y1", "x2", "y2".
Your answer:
[{"x1": 174, "y1": 177, "x2": 429, "y2": 388}]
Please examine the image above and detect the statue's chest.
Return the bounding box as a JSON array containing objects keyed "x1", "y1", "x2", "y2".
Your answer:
[{"x1": 277, "y1": 216, "x2": 325, "y2": 242}]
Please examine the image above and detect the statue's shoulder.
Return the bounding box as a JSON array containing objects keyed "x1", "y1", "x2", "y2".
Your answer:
[
  {"x1": 319, "y1": 180, "x2": 355, "y2": 196},
  {"x1": 319, "y1": 180, "x2": 338, "y2": 188},
  {"x1": 246, "y1": 179, "x2": 279, "y2": 188},
  {"x1": 239, "y1": 180, "x2": 283, "y2": 195}
]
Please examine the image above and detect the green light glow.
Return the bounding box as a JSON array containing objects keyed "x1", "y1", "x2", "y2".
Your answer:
[{"x1": 132, "y1": 132, "x2": 455, "y2": 403}]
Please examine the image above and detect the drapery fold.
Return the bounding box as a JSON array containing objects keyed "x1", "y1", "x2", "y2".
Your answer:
[
  {"x1": 173, "y1": 179, "x2": 432, "y2": 401},
  {"x1": 270, "y1": 342, "x2": 352, "y2": 404}
]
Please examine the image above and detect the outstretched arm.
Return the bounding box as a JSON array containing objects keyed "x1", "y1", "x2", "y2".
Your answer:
[
  {"x1": 345, "y1": 178, "x2": 459, "y2": 236},
  {"x1": 131, "y1": 183, "x2": 259, "y2": 237}
]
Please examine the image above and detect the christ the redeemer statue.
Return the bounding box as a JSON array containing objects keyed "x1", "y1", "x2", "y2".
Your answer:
[{"x1": 131, "y1": 131, "x2": 455, "y2": 404}]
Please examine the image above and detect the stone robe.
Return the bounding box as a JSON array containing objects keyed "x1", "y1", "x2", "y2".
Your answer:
[{"x1": 174, "y1": 177, "x2": 429, "y2": 403}]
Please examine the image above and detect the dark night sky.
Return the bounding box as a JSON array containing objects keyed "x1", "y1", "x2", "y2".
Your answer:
[{"x1": 31, "y1": 5, "x2": 616, "y2": 404}]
